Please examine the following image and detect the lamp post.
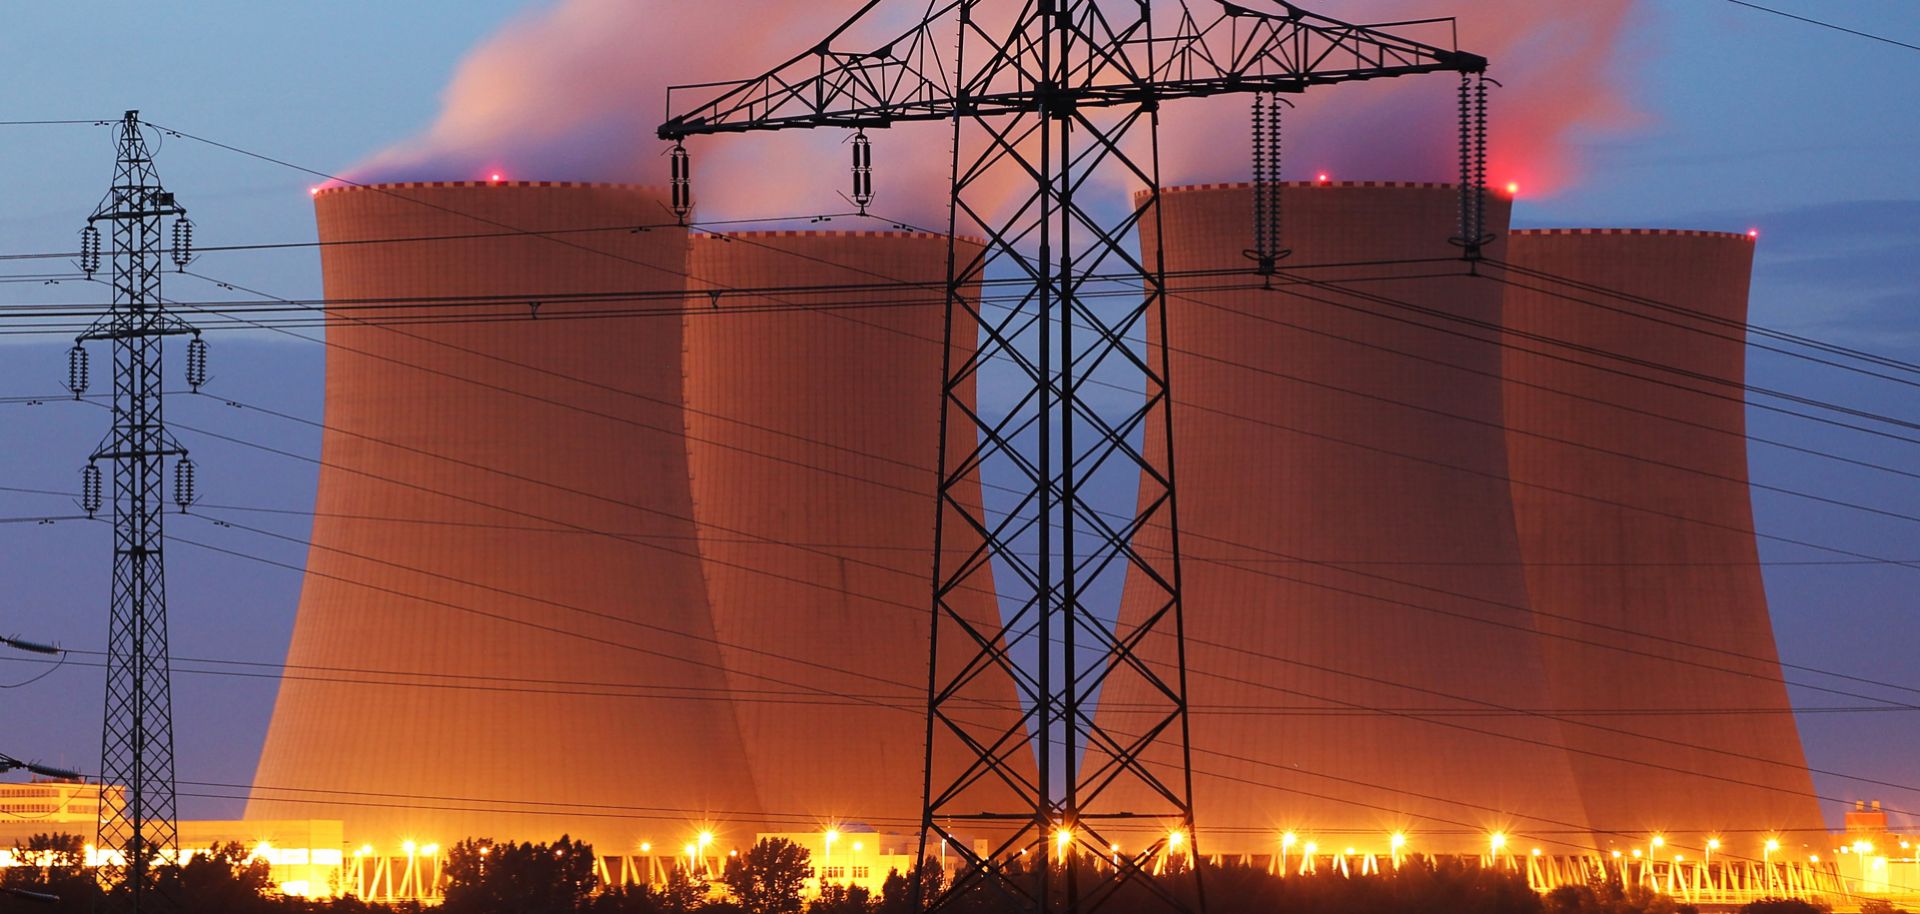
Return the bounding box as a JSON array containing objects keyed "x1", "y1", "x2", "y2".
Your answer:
[
  {"x1": 1389, "y1": 833, "x2": 1406, "y2": 871},
  {"x1": 1705, "y1": 838, "x2": 1720, "y2": 896},
  {"x1": 823, "y1": 829, "x2": 837, "y2": 885},
  {"x1": 1280, "y1": 832, "x2": 1297, "y2": 875}
]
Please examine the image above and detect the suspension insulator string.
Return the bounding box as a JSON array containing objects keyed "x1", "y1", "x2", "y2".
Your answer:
[
  {"x1": 170, "y1": 216, "x2": 193, "y2": 271},
  {"x1": 669, "y1": 142, "x2": 692, "y2": 225},
  {"x1": 1250, "y1": 93, "x2": 1268, "y2": 266},
  {"x1": 82, "y1": 464, "x2": 102, "y2": 518},
  {"x1": 1454, "y1": 73, "x2": 1474, "y2": 257},
  {"x1": 173, "y1": 457, "x2": 196, "y2": 513},
  {"x1": 852, "y1": 129, "x2": 875, "y2": 215},
  {"x1": 80, "y1": 223, "x2": 101, "y2": 278},
  {"x1": 1473, "y1": 75, "x2": 1492, "y2": 249},
  {"x1": 66, "y1": 344, "x2": 88, "y2": 400},
  {"x1": 1267, "y1": 95, "x2": 1287, "y2": 267},
  {"x1": 1243, "y1": 93, "x2": 1290, "y2": 280},
  {"x1": 186, "y1": 334, "x2": 209, "y2": 392}
]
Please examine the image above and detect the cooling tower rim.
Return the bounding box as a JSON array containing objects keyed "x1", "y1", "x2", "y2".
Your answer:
[
  {"x1": 693, "y1": 229, "x2": 990, "y2": 247},
  {"x1": 312, "y1": 180, "x2": 666, "y2": 197},
  {"x1": 1136, "y1": 180, "x2": 1467, "y2": 201},
  {"x1": 1510, "y1": 227, "x2": 1756, "y2": 241}
]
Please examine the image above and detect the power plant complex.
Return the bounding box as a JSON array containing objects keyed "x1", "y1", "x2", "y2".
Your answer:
[{"x1": 64, "y1": 178, "x2": 1869, "y2": 900}]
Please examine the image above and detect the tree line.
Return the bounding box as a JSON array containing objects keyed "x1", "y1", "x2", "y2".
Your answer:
[{"x1": 1, "y1": 832, "x2": 1882, "y2": 914}]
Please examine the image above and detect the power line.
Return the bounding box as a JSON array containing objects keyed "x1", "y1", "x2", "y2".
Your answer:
[
  {"x1": 22, "y1": 121, "x2": 1912, "y2": 837},
  {"x1": 1724, "y1": 0, "x2": 1920, "y2": 52},
  {"x1": 134, "y1": 278, "x2": 1920, "y2": 713},
  {"x1": 170, "y1": 500, "x2": 1920, "y2": 812},
  {"x1": 171, "y1": 376, "x2": 1920, "y2": 715},
  {"x1": 8, "y1": 648, "x2": 1903, "y2": 718}
]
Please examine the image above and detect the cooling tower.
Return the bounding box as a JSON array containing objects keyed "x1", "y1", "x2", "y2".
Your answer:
[
  {"x1": 1498, "y1": 229, "x2": 1822, "y2": 846},
  {"x1": 1095, "y1": 183, "x2": 1596, "y2": 856},
  {"x1": 249, "y1": 182, "x2": 765, "y2": 850},
  {"x1": 681, "y1": 231, "x2": 1031, "y2": 834}
]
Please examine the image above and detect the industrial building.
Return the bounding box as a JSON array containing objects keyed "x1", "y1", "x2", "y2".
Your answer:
[
  {"x1": 1098, "y1": 184, "x2": 1822, "y2": 864},
  {"x1": 248, "y1": 182, "x2": 769, "y2": 849},
  {"x1": 190, "y1": 180, "x2": 1847, "y2": 900},
  {"x1": 681, "y1": 230, "x2": 1029, "y2": 834},
  {"x1": 1094, "y1": 182, "x2": 1596, "y2": 857},
  {"x1": 1500, "y1": 228, "x2": 1825, "y2": 843}
]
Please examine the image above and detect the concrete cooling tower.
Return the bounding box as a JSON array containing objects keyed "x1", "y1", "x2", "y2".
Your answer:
[
  {"x1": 1498, "y1": 229, "x2": 1823, "y2": 848},
  {"x1": 249, "y1": 182, "x2": 766, "y2": 851},
  {"x1": 681, "y1": 231, "x2": 1030, "y2": 832},
  {"x1": 1094, "y1": 183, "x2": 1596, "y2": 856}
]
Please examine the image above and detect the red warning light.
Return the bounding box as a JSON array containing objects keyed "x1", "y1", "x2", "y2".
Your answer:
[
  {"x1": 308, "y1": 186, "x2": 320, "y2": 196},
  {"x1": 1747, "y1": 228, "x2": 1760, "y2": 240},
  {"x1": 489, "y1": 173, "x2": 504, "y2": 184},
  {"x1": 1505, "y1": 181, "x2": 1520, "y2": 196},
  {"x1": 1315, "y1": 172, "x2": 1330, "y2": 184}
]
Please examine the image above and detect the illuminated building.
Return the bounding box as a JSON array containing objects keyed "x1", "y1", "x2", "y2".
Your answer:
[
  {"x1": 1095, "y1": 182, "x2": 1594, "y2": 855},
  {"x1": 683, "y1": 231, "x2": 1029, "y2": 832},
  {"x1": 1500, "y1": 228, "x2": 1824, "y2": 837},
  {"x1": 249, "y1": 182, "x2": 766, "y2": 846}
]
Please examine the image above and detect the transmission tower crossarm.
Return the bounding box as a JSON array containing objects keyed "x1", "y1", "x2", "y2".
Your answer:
[{"x1": 657, "y1": 0, "x2": 1483, "y2": 139}]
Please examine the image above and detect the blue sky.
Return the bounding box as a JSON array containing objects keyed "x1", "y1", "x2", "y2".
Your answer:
[{"x1": 1, "y1": 1, "x2": 1916, "y2": 836}]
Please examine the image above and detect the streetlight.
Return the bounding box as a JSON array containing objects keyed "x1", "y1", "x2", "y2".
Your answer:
[
  {"x1": 1490, "y1": 832, "x2": 1507, "y2": 867},
  {"x1": 1055, "y1": 828, "x2": 1072, "y2": 864},
  {"x1": 1281, "y1": 832, "x2": 1297, "y2": 873},
  {"x1": 1389, "y1": 832, "x2": 1405, "y2": 870}
]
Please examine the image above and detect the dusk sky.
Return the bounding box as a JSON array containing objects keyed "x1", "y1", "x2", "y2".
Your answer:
[{"x1": 2, "y1": 0, "x2": 1917, "y2": 838}]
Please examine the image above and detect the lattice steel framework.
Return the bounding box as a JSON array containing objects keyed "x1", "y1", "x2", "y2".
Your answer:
[
  {"x1": 71, "y1": 110, "x2": 200, "y2": 912},
  {"x1": 659, "y1": 5, "x2": 1485, "y2": 913}
]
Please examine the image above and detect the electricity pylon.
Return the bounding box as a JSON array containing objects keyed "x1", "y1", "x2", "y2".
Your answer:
[
  {"x1": 658, "y1": 5, "x2": 1487, "y2": 913},
  {"x1": 69, "y1": 109, "x2": 205, "y2": 912}
]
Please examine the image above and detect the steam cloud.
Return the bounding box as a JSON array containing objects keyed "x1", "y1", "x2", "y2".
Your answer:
[{"x1": 349, "y1": 0, "x2": 1639, "y2": 225}]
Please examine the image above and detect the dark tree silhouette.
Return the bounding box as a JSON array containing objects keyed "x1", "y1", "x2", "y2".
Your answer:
[{"x1": 721, "y1": 838, "x2": 811, "y2": 914}]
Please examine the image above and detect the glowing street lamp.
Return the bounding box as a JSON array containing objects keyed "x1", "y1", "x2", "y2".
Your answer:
[
  {"x1": 1389, "y1": 832, "x2": 1406, "y2": 870},
  {"x1": 402, "y1": 841, "x2": 417, "y2": 857},
  {"x1": 1055, "y1": 828, "x2": 1073, "y2": 864},
  {"x1": 1490, "y1": 832, "x2": 1508, "y2": 866},
  {"x1": 1280, "y1": 832, "x2": 1297, "y2": 873},
  {"x1": 1649, "y1": 835, "x2": 1664, "y2": 864}
]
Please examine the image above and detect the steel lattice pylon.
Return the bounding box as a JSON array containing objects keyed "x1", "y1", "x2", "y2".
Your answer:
[
  {"x1": 71, "y1": 109, "x2": 201, "y2": 913},
  {"x1": 658, "y1": 4, "x2": 1485, "y2": 913}
]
